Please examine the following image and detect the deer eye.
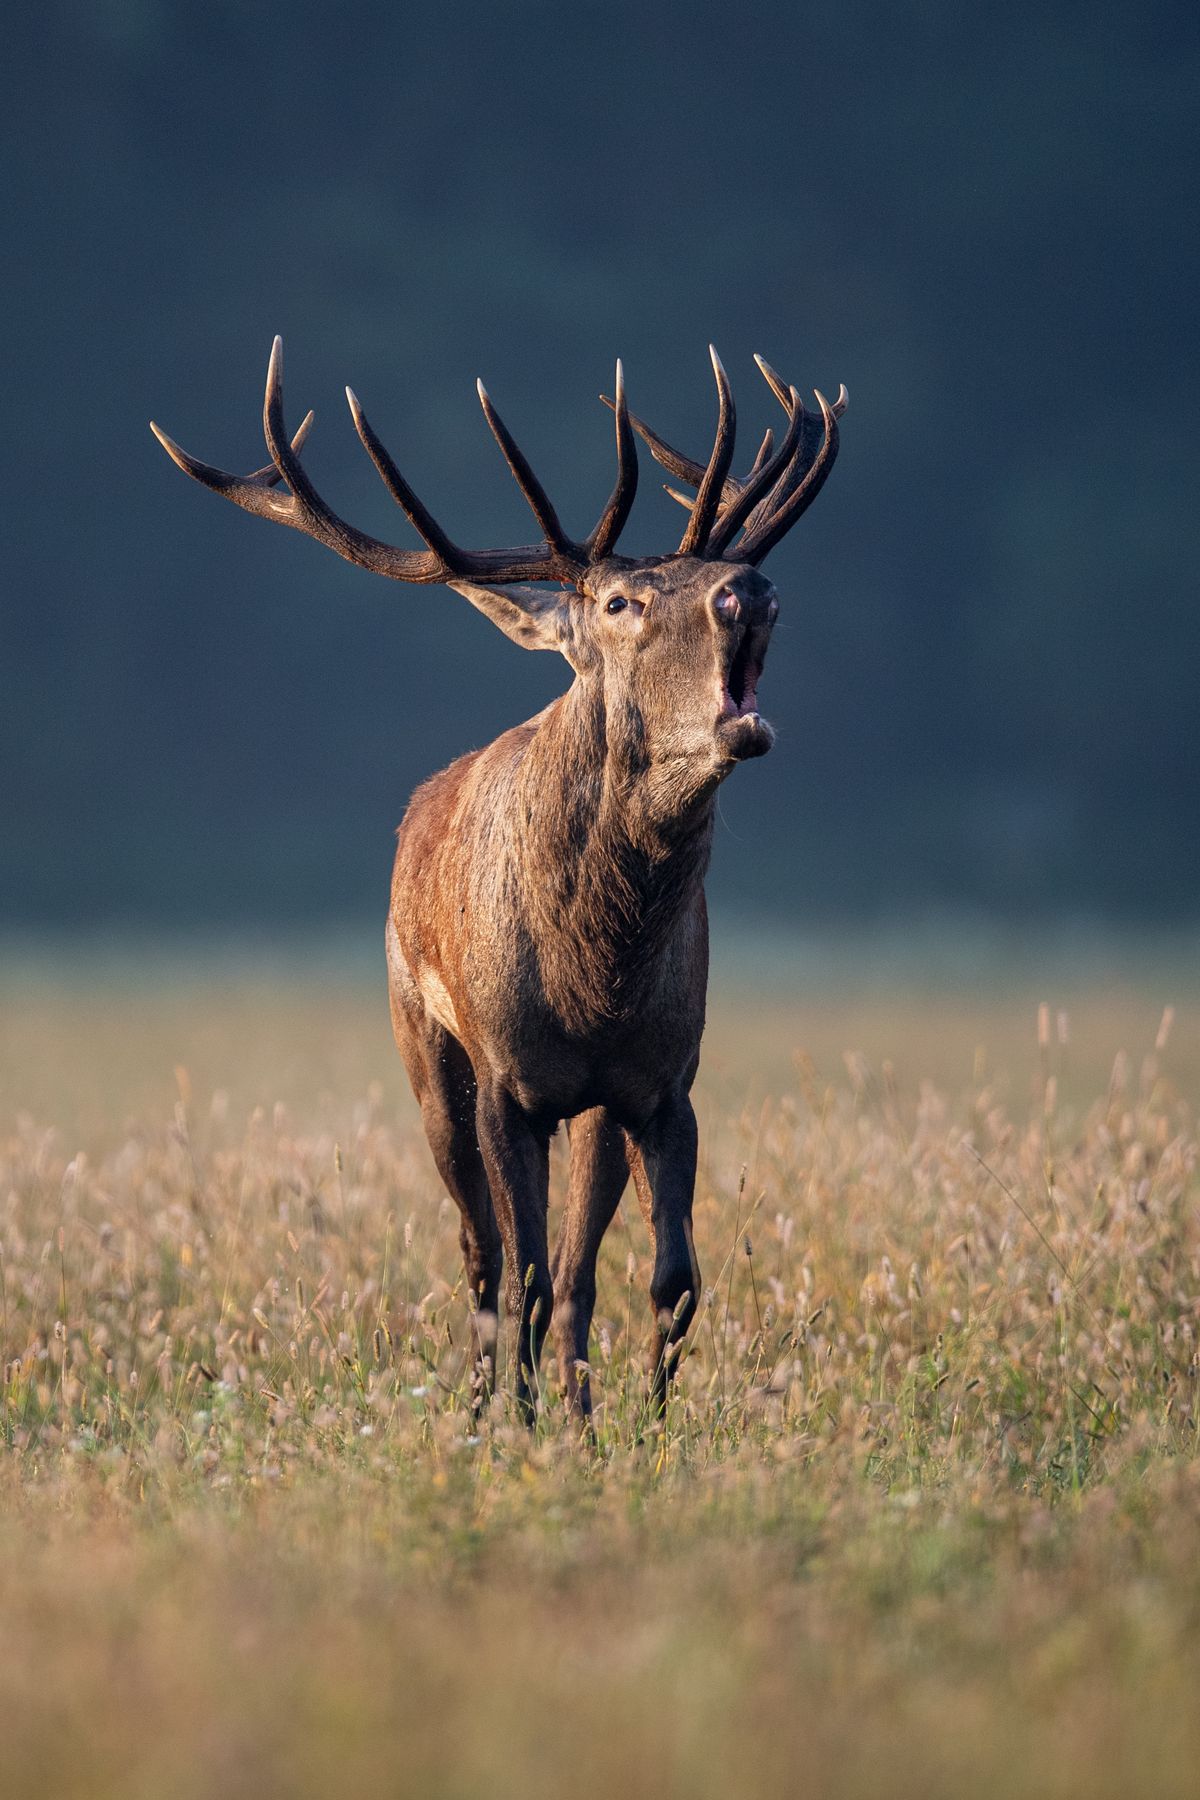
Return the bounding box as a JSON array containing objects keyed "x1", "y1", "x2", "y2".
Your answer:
[{"x1": 605, "y1": 596, "x2": 628, "y2": 615}]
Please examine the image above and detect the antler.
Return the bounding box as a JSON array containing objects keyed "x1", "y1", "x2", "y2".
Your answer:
[
  {"x1": 150, "y1": 337, "x2": 632, "y2": 587},
  {"x1": 153, "y1": 338, "x2": 844, "y2": 585},
  {"x1": 607, "y1": 354, "x2": 847, "y2": 566}
]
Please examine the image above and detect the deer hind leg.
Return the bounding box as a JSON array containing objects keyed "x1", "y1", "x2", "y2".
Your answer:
[
  {"x1": 551, "y1": 1107, "x2": 630, "y2": 1424},
  {"x1": 388, "y1": 939, "x2": 502, "y2": 1409},
  {"x1": 627, "y1": 1090, "x2": 702, "y2": 1414},
  {"x1": 474, "y1": 1081, "x2": 553, "y2": 1425}
]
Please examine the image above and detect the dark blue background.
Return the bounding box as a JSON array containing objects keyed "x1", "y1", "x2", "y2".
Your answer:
[{"x1": 4, "y1": 2, "x2": 1196, "y2": 928}]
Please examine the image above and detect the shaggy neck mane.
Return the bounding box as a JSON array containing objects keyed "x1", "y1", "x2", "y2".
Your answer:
[{"x1": 514, "y1": 677, "x2": 715, "y2": 1032}]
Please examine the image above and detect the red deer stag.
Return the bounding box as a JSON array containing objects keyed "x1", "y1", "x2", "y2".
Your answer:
[{"x1": 151, "y1": 338, "x2": 846, "y2": 1423}]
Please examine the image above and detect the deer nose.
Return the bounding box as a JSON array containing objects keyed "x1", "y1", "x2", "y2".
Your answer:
[{"x1": 713, "y1": 588, "x2": 742, "y2": 623}]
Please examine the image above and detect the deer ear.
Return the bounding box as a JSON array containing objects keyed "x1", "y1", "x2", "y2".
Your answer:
[{"x1": 446, "y1": 580, "x2": 574, "y2": 654}]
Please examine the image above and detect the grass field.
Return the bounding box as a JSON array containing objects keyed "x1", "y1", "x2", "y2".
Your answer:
[{"x1": 1, "y1": 938, "x2": 1199, "y2": 1799}]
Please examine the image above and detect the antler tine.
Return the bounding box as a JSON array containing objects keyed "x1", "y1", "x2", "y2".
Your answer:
[
  {"x1": 735, "y1": 388, "x2": 840, "y2": 566},
  {"x1": 345, "y1": 386, "x2": 465, "y2": 570},
  {"x1": 476, "y1": 381, "x2": 584, "y2": 567},
  {"x1": 746, "y1": 427, "x2": 775, "y2": 482},
  {"x1": 678, "y1": 347, "x2": 736, "y2": 556},
  {"x1": 587, "y1": 358, "x2": 639, "y2": 561},
  {"x1": 150, "y1": 409, "x2": 313, "y2": 506},
  {"x1": 753, "y1": 353, "x2": 791, "y2": 411},
  {"x1": 260, "y1": 336, "x2": 318, "y2": 508}
]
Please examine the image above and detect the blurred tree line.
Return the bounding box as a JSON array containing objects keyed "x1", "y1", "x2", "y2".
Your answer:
[{"x1": 2, "y1": 1, "x2": 1196, "y2": 928}]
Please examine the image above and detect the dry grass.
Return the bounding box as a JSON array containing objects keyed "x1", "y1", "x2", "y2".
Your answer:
[{"x1": 1, "y1": 950, "x2": 1199, "y2": 1798}]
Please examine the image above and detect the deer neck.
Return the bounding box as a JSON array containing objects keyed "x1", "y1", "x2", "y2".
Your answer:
[{"x1": 515, "y1": 678, "x2": 714, "y2": 1025}]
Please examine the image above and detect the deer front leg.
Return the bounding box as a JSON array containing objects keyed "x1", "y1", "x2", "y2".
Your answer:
[
  {"x1": 387, "y1": 935, "x2": 503, "y2": 1412},
  {"x1": 627, "y1": 1091, "x2": 701, "y2": 1413},
  {"x1": 474, "y1": 1082, "x2": 553, "y2": 1424},
  {"x1": 551, "y1": 1108, "x2": 630, "y2": 1424}
]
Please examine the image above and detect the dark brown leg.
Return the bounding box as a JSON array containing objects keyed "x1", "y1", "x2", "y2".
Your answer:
[
  {"x1": 474, "y1": 1081, "x2": 553, "y2": 1424},
  {"x1": 388, "y1": 933, "x2": 502, "y2": 1408},
  {"x1": 551, "y1": 1107, "x2": 630, "y2": 1422},
  {"x1": 627, "y1": 1089, "x2": 701, "y2": 1413}
]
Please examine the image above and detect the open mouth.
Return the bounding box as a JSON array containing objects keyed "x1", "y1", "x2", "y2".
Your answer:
[{"x1": 720, "y1": 630, "x2": 766, "y2": 719}]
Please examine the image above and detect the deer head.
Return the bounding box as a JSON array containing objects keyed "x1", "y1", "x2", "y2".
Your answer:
[{"x1": 151, "y1": 339, "x2": 846, "y2": 804}]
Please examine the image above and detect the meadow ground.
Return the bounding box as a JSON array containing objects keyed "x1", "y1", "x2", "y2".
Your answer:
[{"x1": 1, "y1": 933, "x2": 1198, "y2": 1799}]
